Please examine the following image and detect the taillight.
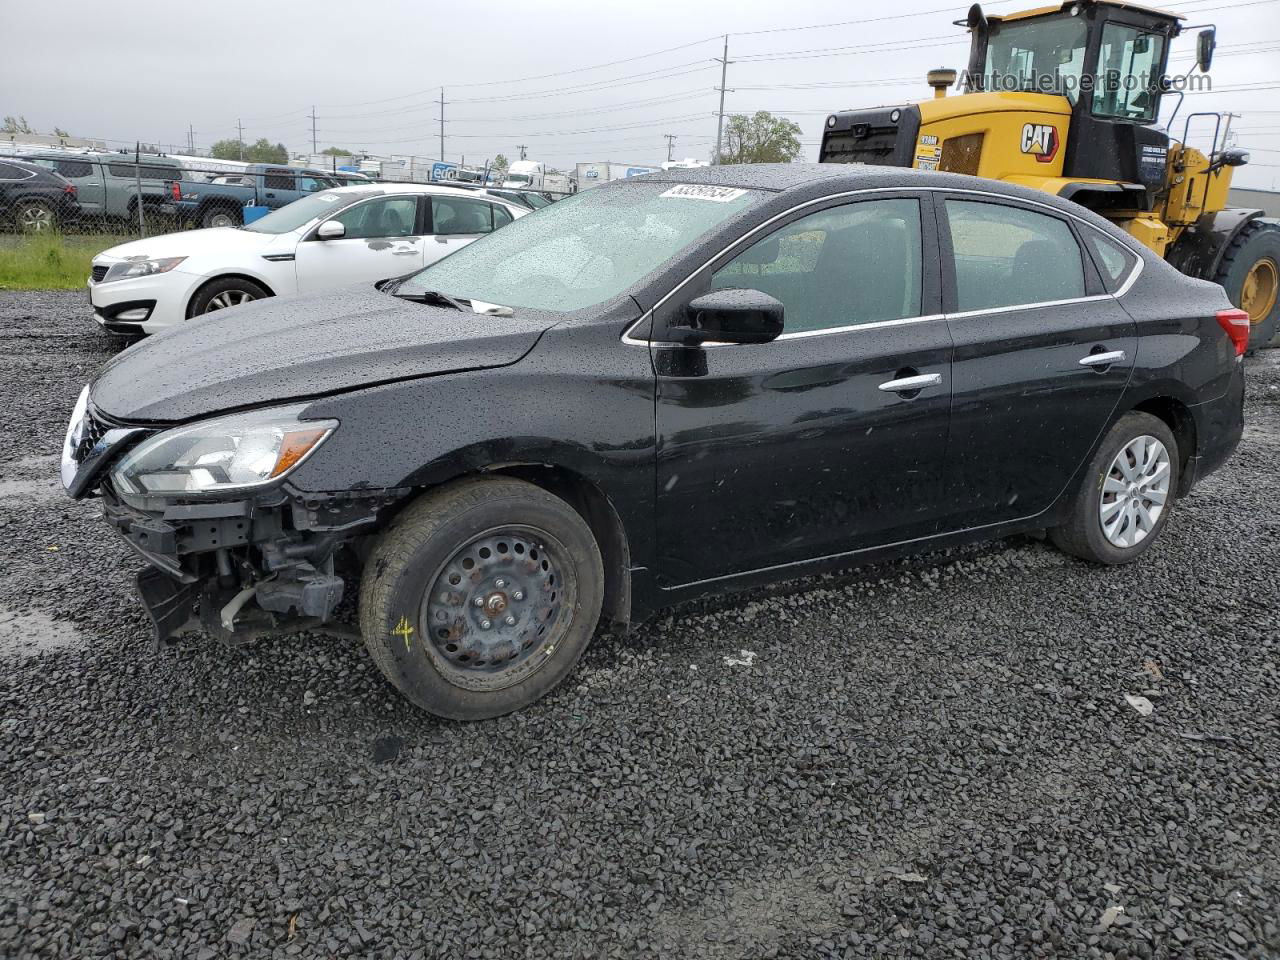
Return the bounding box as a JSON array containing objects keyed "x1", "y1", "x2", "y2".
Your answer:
[
  {"x1": 64, "y1": 183, "x2": 76, "y2": 195},
  {"x1": 1216, "y1": 308, "x2": 1250, "y2": 357},
  {"x1": 171, "y1": 181, "x2": 181, "y2": 201}
]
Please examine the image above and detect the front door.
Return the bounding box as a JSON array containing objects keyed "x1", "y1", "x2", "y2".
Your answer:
[
  {"x1": 936, "y1": 195, "x2": 1137, "y2": 531},
  {"x1": 653, "y1": 194, "x2": 954, "y2": 586},
  {"x1": 293, "y1": 194, "x2": 426, "y2": 293}
]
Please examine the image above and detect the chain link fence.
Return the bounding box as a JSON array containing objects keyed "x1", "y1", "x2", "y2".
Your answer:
[{"x1": 0, "y1": 144, "x2": 571, "y2": 242}]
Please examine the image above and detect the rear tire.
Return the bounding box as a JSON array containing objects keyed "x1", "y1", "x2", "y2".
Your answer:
[
  {"x1": 188, "y1": 276, "x2": 270, "y2": 317},
  {"x1": 359, "y1": 478, "x2": 604, "y2": 720},
  {"x1": 1050, "y1": 412, "x2": 1179, "y2": 565},
  {"x1": 1214, "y1": 220, "x2": 1280, "y2": 351},
  {"x1": 16, "y1": 198, "x2": 57, "y2": 233},
  {"x1": 201, "y1": 206, "x2": 241, "y2": 229}
]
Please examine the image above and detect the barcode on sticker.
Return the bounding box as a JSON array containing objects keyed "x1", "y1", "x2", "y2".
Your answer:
[{"x1": 660, "y1": 184, "x2": 747, "y2": 202}]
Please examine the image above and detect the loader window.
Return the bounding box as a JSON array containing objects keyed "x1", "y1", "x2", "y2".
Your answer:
[
  {"x1": 1093, "y1": 24, "x2": 1166, "y2": 122},
  {"x1": 984, "y1": 16, "x2": 1088, "y2": 103}
]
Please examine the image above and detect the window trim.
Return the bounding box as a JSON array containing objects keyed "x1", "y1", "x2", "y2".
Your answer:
[{"x1": 623, "y1": 185, "x2": 1144, "y2": 346}]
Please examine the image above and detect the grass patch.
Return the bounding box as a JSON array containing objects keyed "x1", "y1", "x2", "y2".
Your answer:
[{"x1": 0, "y1": 234, "x2": 124, "y2": 291}]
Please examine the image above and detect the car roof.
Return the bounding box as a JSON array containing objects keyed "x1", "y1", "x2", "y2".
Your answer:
[
  {"x1": 324, "y1": 182, "x2": 522, "y2": 203},
  {"x1": 633, "y1": 162, "x2": 1121, "y2": 220}
]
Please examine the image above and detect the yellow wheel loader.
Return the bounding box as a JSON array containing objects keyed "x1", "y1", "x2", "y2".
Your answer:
[{"x1": 819, "y1": 0, "x2": 1280, "y2": 348}]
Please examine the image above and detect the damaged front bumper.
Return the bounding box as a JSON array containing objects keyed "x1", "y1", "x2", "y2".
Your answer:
[{"x1": 102, "y1": 483, "x2": 407, "y2": 649}]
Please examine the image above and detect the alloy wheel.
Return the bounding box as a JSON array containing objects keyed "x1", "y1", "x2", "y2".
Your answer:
[
  {"x1": 1099, "y1": 434, "x2": 1171, "y2": 548},
  {"x1": 204, "y1": 290, "x2": 256, "y2": 312},
  {"x1": 19, "y1": 203, "x2": 53, "y2": 232},
  {"x1": 421, "y1": 525, "x2": 574, "y2": 691}
]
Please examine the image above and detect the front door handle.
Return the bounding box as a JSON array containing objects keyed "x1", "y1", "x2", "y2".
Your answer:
[
  {"x1": 1079, "y1": 349, "x2": 1127, "y2": 367},
  {"x1": 878, "y1": 373, "x2": 943, "y2": 393}
]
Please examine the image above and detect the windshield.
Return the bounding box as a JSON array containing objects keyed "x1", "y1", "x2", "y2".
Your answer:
[
  {"x1": 397, "y1": 181, "x2": 763, "y2": 312},
  {"x1": 984, "y1": 15, "x2": 1088, "y2": 102},
  {"x1": 505, "y1": 173, "x2": 533, "y2": 185},
  {"x1": 242, "y1": 190, "x2": 377, "y2": 234}
]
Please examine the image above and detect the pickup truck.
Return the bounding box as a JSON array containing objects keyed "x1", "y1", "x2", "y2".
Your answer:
[
  {"x1": 175, "y1": 165, "x2": 343, "y2": 228},
  {"x1": 1, "y1": 150, "x2": 182, "y2": 226}
]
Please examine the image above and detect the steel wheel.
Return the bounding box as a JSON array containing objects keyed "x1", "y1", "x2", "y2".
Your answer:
[
  {"x1": 1242, "y1": 256, "x2": 1278, "y2": 327},
  {"x1": 1099, "y1": 434, "x2": 1171, "y2": 548},
  {"x1": 207, "y1": 211, "x2": 234, "y2": 228},
  {"x1": 204, "y1": 290, "x2": 256, "y2": 312},
  {"x1": 420, "y1": 524, "x2": 576, "y2": 692},
  {"x1": 18, "y1": 201, "x2": 55, "y2": 232}
]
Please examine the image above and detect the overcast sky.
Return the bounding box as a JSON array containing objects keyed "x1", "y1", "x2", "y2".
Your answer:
[{"x1": 4, "y1": 0, "x2": 1278, "y2": 188}]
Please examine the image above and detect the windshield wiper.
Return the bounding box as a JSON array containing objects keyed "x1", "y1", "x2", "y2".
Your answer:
[{"x1": 392, "y1": 289, "x2": 467, "y2": 311}]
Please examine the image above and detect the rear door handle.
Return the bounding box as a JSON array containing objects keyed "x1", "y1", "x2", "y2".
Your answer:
[
  {"x1": 1079, "y1": 349, "x2": 1127, "y2": 367},
  {"x1": 878, "y1": 373, "x2": 943, "y2": 393}
]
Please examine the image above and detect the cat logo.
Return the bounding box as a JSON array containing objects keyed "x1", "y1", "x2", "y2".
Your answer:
[{"x1": 1020, "y1": 123, "x2": 1060, "y2": 163}]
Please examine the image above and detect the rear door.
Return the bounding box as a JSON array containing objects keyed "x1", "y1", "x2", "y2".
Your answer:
[
  {"x1": 293, "y1": 194, "x2": 426, "y2": 292},
  {"x1": 24, "y1": 157, "x2": 104, "y2": 218},
  {"x1": 261, "y1": 168, "x2": 300, "y2": 209},
  {"x1": 652, "y1": 192, "x2": 954, "y2": 586},
  {"x1": 936, "y1": 194, "x2": 1137, "y2": 531}
]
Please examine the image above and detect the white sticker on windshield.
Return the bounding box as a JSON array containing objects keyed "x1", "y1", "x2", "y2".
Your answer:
[{"x1": 660, "y1": 184, "x2": 748, "y2": 202}]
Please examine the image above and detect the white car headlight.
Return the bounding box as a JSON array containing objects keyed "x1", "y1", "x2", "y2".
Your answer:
[
  {"x1": 101, "y1": 257, "x2": 187, "y2": 283},
  {"x1": 111, "y1": 405, "x2": 337, "y2": 496}
]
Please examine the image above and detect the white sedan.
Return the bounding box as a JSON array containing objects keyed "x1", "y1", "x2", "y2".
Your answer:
[{"x1": 87, "y1": 183, "x2": 528, "y2": 335}]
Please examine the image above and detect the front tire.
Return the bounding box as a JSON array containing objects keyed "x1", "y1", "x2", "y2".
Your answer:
[
  {"x1": 188, "y1": 276, "x2": 270, "y2": 317},
  {"x1": 1214, "y1": 220, "x2": 1280, "y2": 351},
  {"x1": 1051, "y1": 412, "x2": 1179, "y2": 564},
  {"x1": 359, "y1": 478, "x2": 605, "y2": 720}
]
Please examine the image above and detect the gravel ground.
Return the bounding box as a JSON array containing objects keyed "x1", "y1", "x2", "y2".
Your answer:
[{"x1": 1, "y1": 290, "x2": 1278, "y2": 960}]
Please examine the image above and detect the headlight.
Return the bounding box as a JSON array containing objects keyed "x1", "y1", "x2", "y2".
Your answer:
[
  {"x1": 60, "y1": 384, "x2": 91, "y2": 490},
  {"x1": 101, "y1": 257, "x2": 187, "y2": 283},
  {"x1": 111, "y1": 405, "x2": 337, "y2": 497}
]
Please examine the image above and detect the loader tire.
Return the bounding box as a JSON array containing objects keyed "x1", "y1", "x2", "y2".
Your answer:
[{"x1": 1214, "y1": 220, "x2": 1280, "y2": 351}]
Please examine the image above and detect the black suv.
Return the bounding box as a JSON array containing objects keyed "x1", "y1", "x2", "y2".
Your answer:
[
  {"x1": 0, "y1": 157, "x2": 80, "y2": 231},
  {"x1": 62, "y1": 165, "x2": 1244, "y2": 720}
]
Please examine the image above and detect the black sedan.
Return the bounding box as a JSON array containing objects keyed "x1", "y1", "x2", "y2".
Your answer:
[
  {"x1": 0, "y1": 157, "x2": 79, "y2": 231},
  {"x1": 61, "y1": 165, "x2": 1245, "y2": 719}
]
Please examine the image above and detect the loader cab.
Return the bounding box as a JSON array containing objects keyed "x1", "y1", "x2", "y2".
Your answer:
[{"x1": 969, "y1": 0, "x2": 1187, "y2": 204}]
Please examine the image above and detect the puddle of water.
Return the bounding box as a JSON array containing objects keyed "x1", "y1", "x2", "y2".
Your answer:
[{"x1": 0, "y1": 608, "x2": 82, "y2": 661}]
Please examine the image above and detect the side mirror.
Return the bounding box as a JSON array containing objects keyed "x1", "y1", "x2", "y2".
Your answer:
[
  {"x1": 316, "y1": 220, "x2": 345, "y2": 240},
  {"x1": 666, "y1": 288, "x2": 784, "y2": 345},
  {"x1": 1219, "y1": 148, "x2": 1250, "y2": 168},
  {"x1": 1196, "y1": 28, "x2": 1216, "y2": 72}
]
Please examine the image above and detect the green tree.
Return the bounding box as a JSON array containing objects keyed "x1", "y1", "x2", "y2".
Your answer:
[
  {"x1": 53, "y1": 127, "x2": 71, "y2": 138},
  {"x1": 210, "y1": 137, "x2": 288, "y2": 163},
  {"x1": 321, "y1": 146, "x2": 354, "y2": 156},
  {"x1": 490, "y1": 154, "x2": 509, "y2": 177},
  {"x1": 716, "y1": 111, "x2": 803, "y2": 164},
  {"x1": 2, "y1": 116, "x2": 35, "y2": 135}
]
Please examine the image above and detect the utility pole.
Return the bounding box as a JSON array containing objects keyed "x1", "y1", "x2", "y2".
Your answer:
[
  {"x1": 439, "y1": 88, "x2": 446, "y2": 162},
  {"x1": 517, "y1": 144, "x2": 528, "y2": 160},
  {"x1": 310, "y1": 106, "x2": 318, "y2": 155},
  {"x1": 237, "y1": 119, "x2": 244, "y2": 161},
  {"x1": 664, "y1": 134, "x2": 677, "y2": 162},
  {"x1": 713, "y1": 35, "x2": 732, "y2": 164},
  {"x1": 187, "y1": 124, "x2": 195, "y2": 153}
]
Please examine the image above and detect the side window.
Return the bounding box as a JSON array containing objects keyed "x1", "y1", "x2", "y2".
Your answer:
[
  {"x1": 263, "y1": 169, "x2": 295, "y2": 190},
  {"x1": 492, "y1": 204, "x2": 514, "y2": 229},
  {"x1": 710, "y1": 198, "x2": 923, "y2": 334},
  {"x1": 431, "y1": 196, "x2": 496, "y2": 236},
  {"x1": 1093, "y1": 23, "x2": 1165, "y2": 122},
  {"x1": 1083, "y1": 231, "x2": 1138, "y2": 293},
  {"x1": 328, "y1": 196, "x2": 418, "y2": 239},
  {"x1": 56, "y1": 159, "x2": 93, "y2": 179},
  {"x1": 945, "y1": 200, "x2": 1085, "y2": 311},
  {"x1": 0, "y1": 162, "x2": 29, "y2": 180},
  {"x1": 107, "y1": 163, "x2": 176, "y2": 180}
]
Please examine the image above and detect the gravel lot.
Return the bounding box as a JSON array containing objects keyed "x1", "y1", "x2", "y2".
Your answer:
[{"x1": 1, "y1": 290, "x2": 1278, "y2": 959}]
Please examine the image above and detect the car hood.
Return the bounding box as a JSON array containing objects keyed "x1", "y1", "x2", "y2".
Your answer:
[
  {"x1": 95, "y1": 226, "x2": 279, "y2": 262},
  {"x1": 91, "y1": 285, "x2": 557, "y2": 423}
]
